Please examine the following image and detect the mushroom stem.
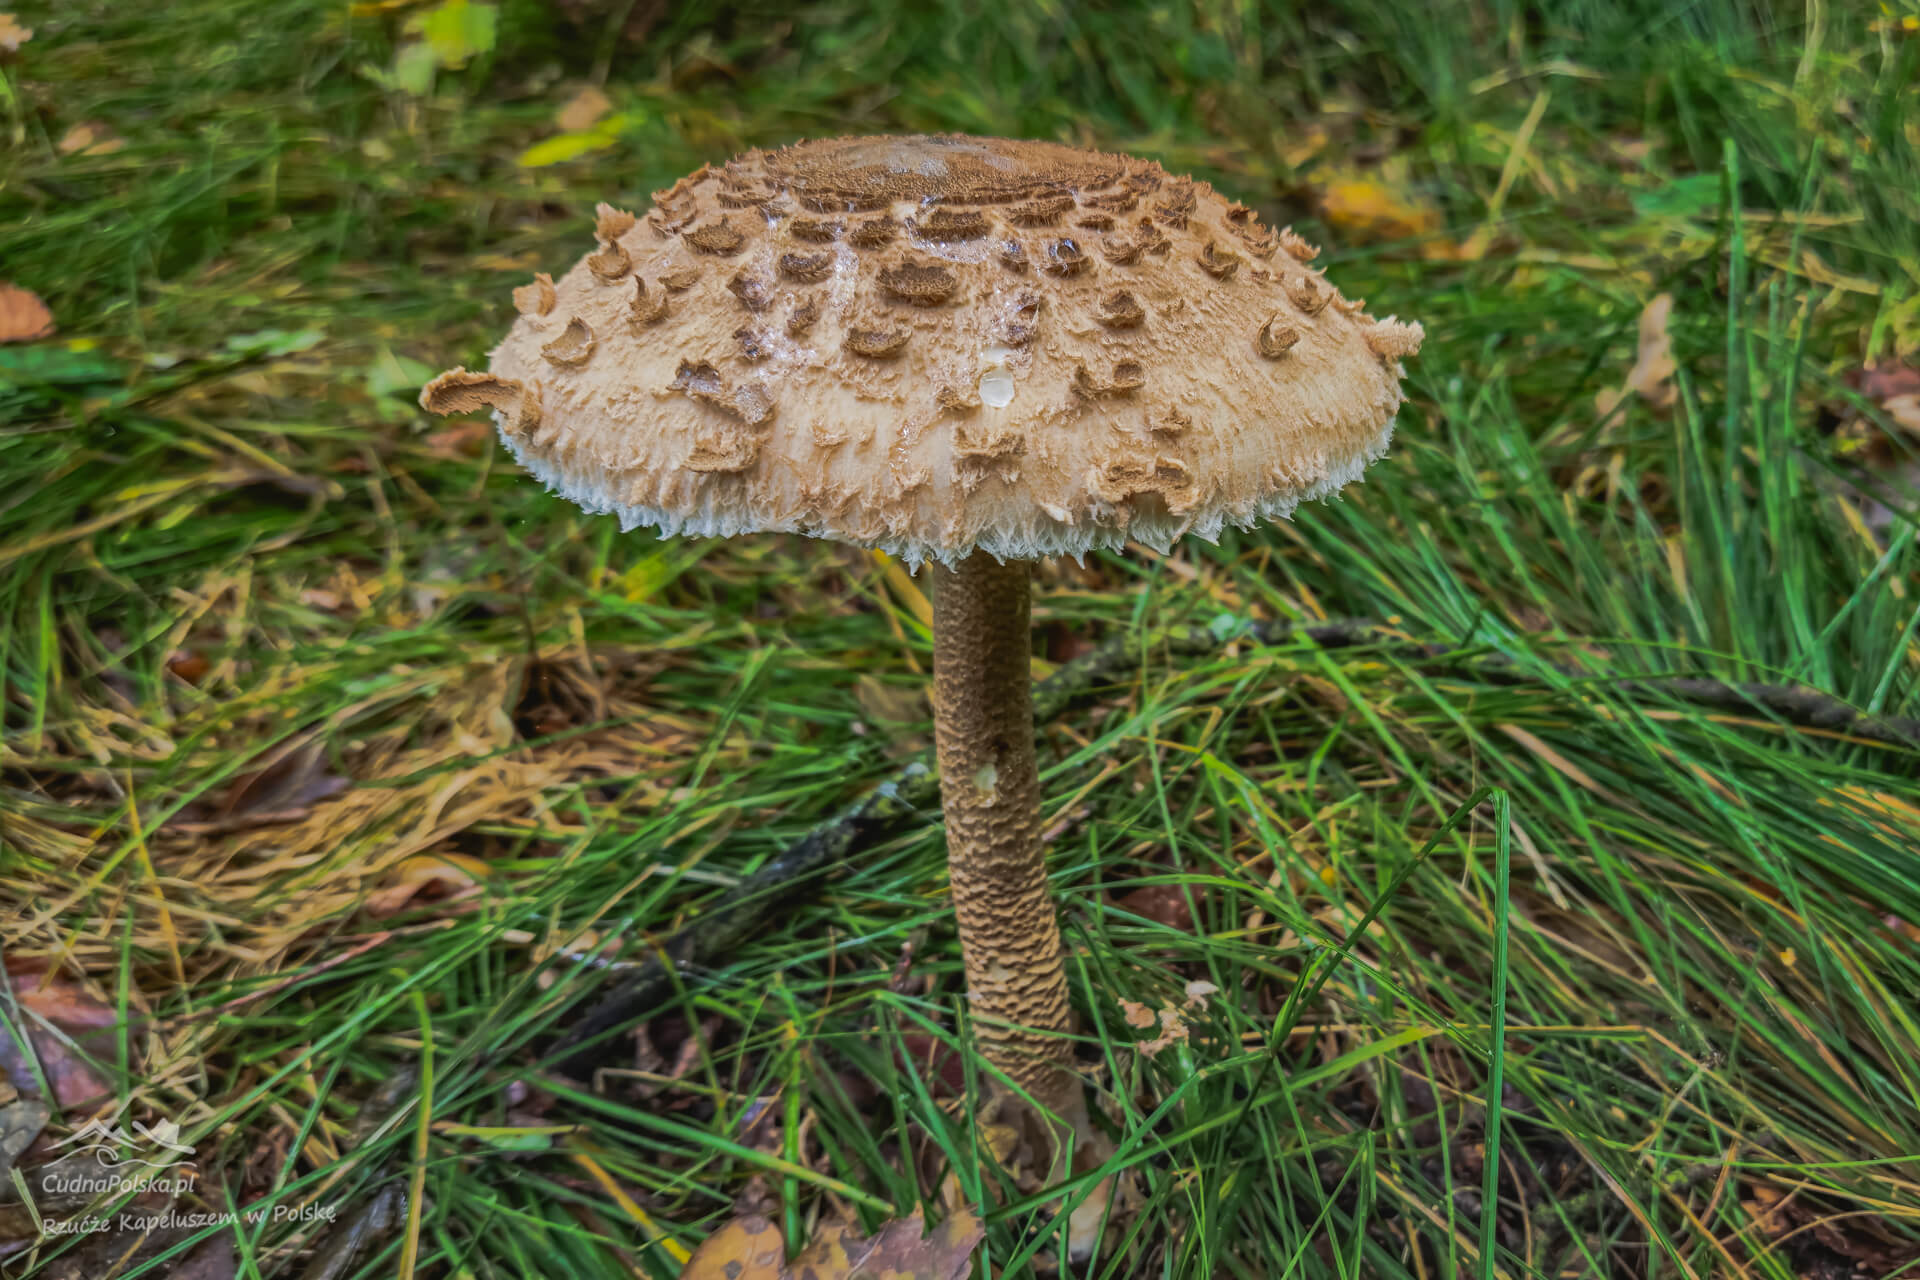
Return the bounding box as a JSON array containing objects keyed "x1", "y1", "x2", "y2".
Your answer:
[{"x1": 931, "y1": 551, "x2": 1090, "y2": 1156}]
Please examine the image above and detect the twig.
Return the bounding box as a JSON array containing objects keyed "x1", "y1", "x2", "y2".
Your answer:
[{"x1": 547, "y1": 616, "x2": 1919, "y2": 1076}]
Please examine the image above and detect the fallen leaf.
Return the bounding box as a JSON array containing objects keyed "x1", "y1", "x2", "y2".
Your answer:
[
  {"x1": 0, "y1": 283, "x2": 54, "y2": 343},
  {"x1": 517, "y1": 122, "x2": 624, "y2": 168},
  {"x1": 679, "y1": 1214, "x2": 784, "y2": 1280},
  {"x1": 1318, "y1": 169, "x2": 1445, "y2": 249},
  {"x1": 834, "y1": 1209, "x2": 982, "y2": 1280},
  {"x1": 409, "y1": 0, "x2": 496, "y2": 68},
  {"x1": 57, "y1": 122, "x2": 125, "y2": 157},
  {"x1": 1118, "y1": 999, "x2": 1156, "y2": 1030},
  {"x1": 166, "y1": 651, "x2": 210, "y2": 685},
  {"x1": 1113, "y1": 883, "x2": 1196, "y2": 933},
  {"x1": 0, "y1": 1093, "x2": 49, "y2": 1178},
  {"x1": 364, "y1": 852, "x2": 491, "y2": 918},
  {"x1": 1594, "y1": 293, "x2": 1677, "y2": 417},
  {"x1": 218, "y1": 739, "x2": 349, "y2": 821},
  {"x1": 679, "y1": 1209, "x2": 984, "y2": 1280},
  {"x1": 0, "y1": 966, "x2": 119, "y2": 1108},
  {"x1": 293, "y1": 1184, "x2": 405, "y2": 1280},
  {"x1": 787, "y1": 1223, "x2": 876, "y2": 1278},
  {"x1": 0, "y1": 13, "x2": 29, "y2": 52},
  {"x1": 896, "y1": 1033, "x2": 966, "y2": 1097},
  {"x1": 170, "y1": 1233, "x2": 238, "y2": 1280},
  {"x1": 422, "y1": 421, "x2": 494, "y2": 459},
  {"x1": 1847, "y1": 362, "x2": 1920, "y2": 437},
  {"x1": 555, "y1": 85, "x2": 612, "y2": 132}
]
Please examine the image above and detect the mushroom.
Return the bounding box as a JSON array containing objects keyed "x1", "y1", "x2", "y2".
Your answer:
[{"x1": 419, "y1": 131, "x2": 1422, "y2": 1223}]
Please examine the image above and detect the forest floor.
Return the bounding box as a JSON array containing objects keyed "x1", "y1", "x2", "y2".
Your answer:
[{"x1": 3, "y1": 1, "x2": 1919, "y2": 1277}]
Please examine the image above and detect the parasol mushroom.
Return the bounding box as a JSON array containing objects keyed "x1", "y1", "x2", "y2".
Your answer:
[{"x1": 421, "y1": 133, "x2": 1421, "y2": 1199}]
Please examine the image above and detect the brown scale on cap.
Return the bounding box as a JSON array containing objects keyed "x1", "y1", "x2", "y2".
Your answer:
[
  {"x1": 1102, "y1": 222, "x2": 1169, "y2": 266},
  {"x1": 786, "y1": 296, "x2": 821, "y2": 336},
  {"x1": 1152, "y1": 180, "x2": 1197, "y2": 229},
  {"x1": 937, "y1": 383, "x2": 982, "y2": 413},
  {"x1": 1093, "y1": 452, "x2": 1196, "y2": 514},
  {"x1": 1196, "y1": 241, "x2": 1242, "y2": 281},
  {"x1": 1071, "y1": 360, "x2": 1145, "y2": 399},
  {"x1": 595, "y1": 203, "x2": 637, "y2": 242},
  {"x1": 513, "y1": 273, "x2": 556, "y2": 318},
  {"x1": 913, "y1": 208, "x2": 991, "y2": 241},
  {"x1": 686, "y1": 431, "x2": 762, "y2": 473},
  {"x1": 1095, "y1": 291, "x2": 1146, "y2": 328},
  {"x1": 431, "y1": 132, "x2": 1419, "y2": 567},
  {"x1": 789, "y1": 218, "x2": 842, "y2": 243},
  {"x1": 764, "y1": 134, "x2": 1126, "y2": 209},
  {"x1": 727, "y1": 273, "x2": 773, "y2": 312},
  {"x1": 844, "y1": 325, "x2": 910, "y2": 358},
  {"x1": 668, "y1": 359, "x2": 775, "y2": 426},
  {"x1": 1365, "y1": 318, "x2": 1425, "y2": 362},
  {"x1": 419, "y1": 369, "x2": 541, "y2": 439},
  {"x1": 1285, "y1": 274, "x2": 1332, "y2": 316},
  {"x1": 1278, "y1": 228, "x2": 1320, "y2": 262},
  {"x1": 1040, "y1": 238, "x2": 1091, "y2": 277},
  {"x1": 1004, "y1": 293, "x2": 1043, "y2": 345},
  {"x1": 1008, "y1": 193, "x2": 1077, "y2": 226},
  {"x1": 734, "y1": 326, "x2": 772, "y2": 361},
  {"x1": 952, "y1": 422, "x2": 1026, "y2": 491},
  {"x1": 629, "y1": 278, "x2": 668, "y2": 328},
  {"x1": 685, "y1": 218, "x2": 748, "y2": 255},
  {"x1": 714, "y1": 184, "x2": 773, "y2": 211},
  {"x1": 541, "y1": 317, "x2": 595, "y2": 366},
  {"x1": 848, "y1": 217, "x2": 896, "y2": 248},
  {"x1": 1257, "y1": 315, "x2": 1302, "y2": 359},
  {"x1": 587, "y1": 240, "x2": 632, "y2": 283},
  {"x1": 878, "y1": 261, "x2": 960, "y2": 307},
  {"x1": 778, "y1": 251, "x2": 834, "y2": 282}
]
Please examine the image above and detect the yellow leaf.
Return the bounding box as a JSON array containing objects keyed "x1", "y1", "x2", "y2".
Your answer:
[
  {"x1": 1318, "y1": 174, "x2": 1443, "y2": 245},
  {"x1": 517, "y1": 127, "x2": 618, "y2": 168},
  {"x1": 873, "y1": 551, "x2": 933, "y2": 629},
  {"x1": 0, "y1": 13, "x2": 31, "y2": 52},
  {"x1": 679, "y1": 1215, "x2": 783, "y2": 1280}
]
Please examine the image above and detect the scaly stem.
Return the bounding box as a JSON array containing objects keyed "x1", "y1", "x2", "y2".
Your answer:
[{"x1": 930, "y1": 551, "x2": 1089, "y2": 1156}]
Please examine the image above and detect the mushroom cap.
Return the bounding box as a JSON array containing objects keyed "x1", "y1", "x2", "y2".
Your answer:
[{"x1": 423, "y1": 133, "x2": 1423, "y2": 568}]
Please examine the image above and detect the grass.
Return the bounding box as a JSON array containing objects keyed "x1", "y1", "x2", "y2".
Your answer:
[{"x1": 2, "y1": 0, "x2": 1919, "y2": 1276}]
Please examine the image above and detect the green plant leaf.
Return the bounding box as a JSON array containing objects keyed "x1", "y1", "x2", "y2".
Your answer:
[{"x1": 413, "y1": 0, "x2": 496, "y2": 68}]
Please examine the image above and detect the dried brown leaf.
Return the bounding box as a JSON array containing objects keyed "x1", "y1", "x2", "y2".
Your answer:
[
  {"x1": 0, "y1": 13, "x2": 29, "y2": 52},
  {"x1": 57, "y1": 122, "x2": 125, "y2": 156},
  {"x1": 680, "y1": 1209, "x2": 983, "y2": 1280},
  {"x1": 0, "y1": 283, "x2": 54, "y2": 343},
  {"x1": 364, "y1": 851, "x2": 491, "y2": 918},
  {"x1": 0, "y1": 967, "x2": 118, "y2": 1108},
  {"x1": 1594, "y1": 293, "x2": 1677, "y2": 417},
  {"x1": 554, "y1": 85, "x2": 612, "y2": 133}
]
